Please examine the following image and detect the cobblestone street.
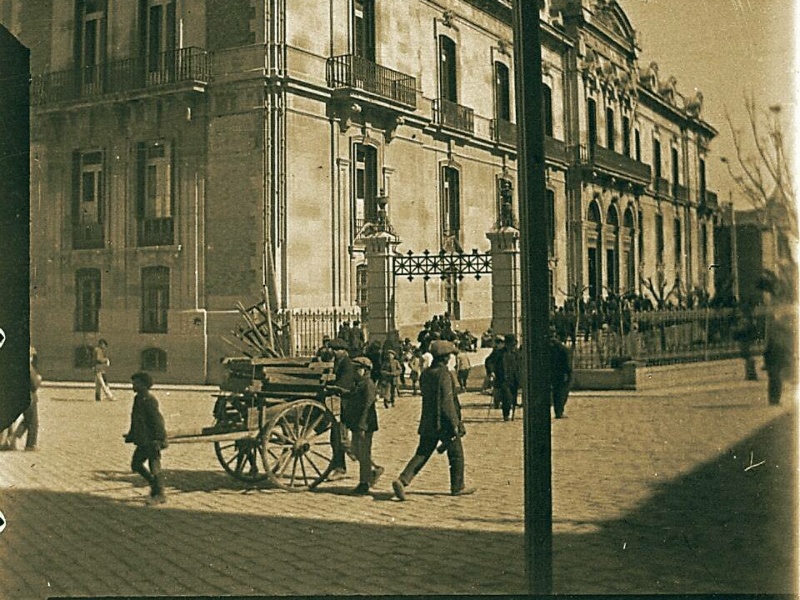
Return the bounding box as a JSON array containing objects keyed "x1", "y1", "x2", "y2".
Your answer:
[{"x1": 0, "y1": 376, "x2": 795, "y2": 597}]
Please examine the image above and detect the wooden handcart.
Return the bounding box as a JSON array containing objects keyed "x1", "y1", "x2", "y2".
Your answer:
[{"x1": 167, "y1": 357, "x2": 343, "y2": 491}]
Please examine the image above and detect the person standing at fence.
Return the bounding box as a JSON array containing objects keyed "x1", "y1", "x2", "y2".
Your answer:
[
  {"x1": 345, "y1": 357, "x2": 383, "y2": 495},
  {"x1": 94, "y1": 339, "x2": 114, "y2": 402},
  {"x1": 391, "y1": 341, "x2": 475, "y2": 501},
  {"x1": 348, "y1": 320, "x2": 365, "y2": 357},
  {"x1": 550, "y1": 329, "x2": 573, "y2": 419}
]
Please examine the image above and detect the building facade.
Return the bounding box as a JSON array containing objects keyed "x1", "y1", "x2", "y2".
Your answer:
[{"x1": 2, "y1": 0, "x2": 719, "y2": 383}]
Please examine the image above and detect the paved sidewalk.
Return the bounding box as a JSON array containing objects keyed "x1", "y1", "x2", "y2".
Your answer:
[{"x1": 0, "y1": 378, "x2": 795, "y2": 597}]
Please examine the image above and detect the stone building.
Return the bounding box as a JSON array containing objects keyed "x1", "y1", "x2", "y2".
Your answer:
[{"x1": 1, "y1": 0, "x2": 719, "y2": 383}]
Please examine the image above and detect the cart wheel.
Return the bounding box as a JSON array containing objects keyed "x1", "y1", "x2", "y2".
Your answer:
[
  {"x1": 214, "y1": 437, "x2": 270, "y2": 483},
  {"x1": 261, "y1": 398, "x2": 339, "y2": 491}
]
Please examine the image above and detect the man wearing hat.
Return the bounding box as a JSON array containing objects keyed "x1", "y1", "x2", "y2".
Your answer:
[
  {"x1": 124, "y1": 371, "x2": 168, "y2": 504},
  {"x1": 344, "y1": 356, "x2": 383, "y2": 494},
  {"x1": 391, "y1": 340, "x2": 475, "y2": 500},
  {"x1": 328, "y1": 337, "x2": 355, "y2": 480},
  {"x1": 550, "y1": 327, "x2": 572, "y2": 418},
  {"x1": 497, "y1": 334, "x2": 521, "y2": 421},
  {"x1": 483, "y1": 334, "x2": 505, "y2": 398},
  {"x1": 379, "y1": 348, "x2": 401, "y2": 407}
]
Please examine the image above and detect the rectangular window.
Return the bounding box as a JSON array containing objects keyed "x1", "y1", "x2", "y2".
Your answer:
[
  {"x1": 653, "y1": 139, "x2": 662, "y2": 180},
  {"x1": 606, "y1": 107, "x2": 615, "y2": 151},
  {"x1": 141, "y1": 266, "x2": 169, "y2": 333},
  {"x1": 495, "y1": 62, "x2": 511, "y2": 122},
  {"x1": 355, "y1": 263, "x2": 368, "y2": 313},
  {"x1": 700, "y1": 222, "x2": 708, "y2": 267},
  {"x1": 542, "y1": 83, "x2": 553, "y2": 136},
  {"x1": 622, "y1": 116, "x2": 631, "y2": 157},
  {"x1": 635, "y1": 129, "x2": 641, "y2": 161},
  {"x1": 354, "y1": 0, "x2": 375, "y2": 62},
  {"x1": 75, "y1": 0, "x2": 106, "y2": 92},
  {"x1": 674, "y1": 218, "x2": 682, "y2": 266},
  {"x1": 142, "y1": 0, "x2": 176, "y2": 82},
  {"x1": 353, "y1": 144, "x2": 378, "y2": 233},
  {"x1": 75, "y1": 268, "x2": 101, "y2": 332},
  {"x1": 699, "y1": 157, "x2": 707, "y2": 201},
  {"x1": 72, "y1": 150, "x2": 105, "y2": 249},
  {"x1": 638, "y1": 211, "x2": 644, "y2": 264},
  {"x1": 136, "y1": 140, "x2": 174, "y2": 246},
  {"x1": 439, "y1": 36, "x2": 457, "y2": 103},
  {"x1": 671, "y1": 147, "x2": 680, "y2": 196},
  {"x1": 655, "y1": 213, "x2": 664, "y2": 264},
  {"x1": 441, "y1": 166, "x2": 461, "y2": 240},
  {"x1": 587, "y1": 98, "x2": 597, "y2": 149}
]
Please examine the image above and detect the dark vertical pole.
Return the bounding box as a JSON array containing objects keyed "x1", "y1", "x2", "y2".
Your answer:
[{"x1": 511, "y1": 2, "x2": 553, "y2": 595}]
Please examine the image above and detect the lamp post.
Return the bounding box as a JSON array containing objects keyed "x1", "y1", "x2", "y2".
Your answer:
[{"x1": 512, "y1": 2, "x2": 553, "y2": 594}]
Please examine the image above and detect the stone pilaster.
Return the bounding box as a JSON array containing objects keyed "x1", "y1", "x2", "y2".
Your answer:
[
  {"x1": 364, "y1": 231, "x2": 401, "y2": 343},
  {"x1": 486, "y1": 226, "x2": 521, "y2": 337}
]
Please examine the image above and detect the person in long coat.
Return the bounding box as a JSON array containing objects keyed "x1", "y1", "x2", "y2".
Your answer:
[
  {"x1": 343, "y1": 357, "x2": 383, "y2": 494},
  {"x1": 391, "y1": 341, "x2": 476, "y2": 500},
  {"x1": 550, "y1": 331, "x2": 573, "y2": 418}
]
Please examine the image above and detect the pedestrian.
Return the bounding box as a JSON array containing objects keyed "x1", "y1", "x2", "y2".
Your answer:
[
  {"x1": 344, "y1": 356, "x2": 383, "y2": 495},
  {"x1": 124, "y1": 371, "x2": 168, "y2": 505},
  {"x1": 733, "y1": 308, "x2": 759, "y2": 381},
  {"x1": 408, "y1": 349, "x2": 422, "y2": 395},
  {"x1": 328, "y1": 337, "x2": 356, "y2": 480},
  {"x1": 455, "y1": 345, "x2": 471, "y2": 391},
  {"x1": 550, "y1": 329, "x2": 573, "y2": 418},
  {"x1": 314, "y1": 335, "x2": 335, "y2": 362},
  {"x1": 763, "y1": 319, "x2": 793, "y2": 405},
  {"x1": 93, "y1": 338, "x2": 114, "y2": 402},
  {"x1": 391, "y1": 340, "x2": 476, "y2": 500},
  {"x1": 3, "y1": 346, "x2": 42, "y2": 451},
  {"x1": 498, "y1": 334, "x2": 521, "y2": 421},
  {"x1": 379, "y1": 349, "x2": 401, "y2": 407},
  {"x1": 348, "y1": 320, "x2": 365, "y2": 357},
  {"x1": 483, "y1": 334, "x2": 504, "y2": 397}
]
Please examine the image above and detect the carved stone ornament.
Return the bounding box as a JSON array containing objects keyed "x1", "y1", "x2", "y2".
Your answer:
[{"x1": 442, "y1": 9, "x2": 456, "y2": 28}]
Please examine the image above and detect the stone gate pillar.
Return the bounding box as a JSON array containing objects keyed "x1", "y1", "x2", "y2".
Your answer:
[
  {"x1": 487, "y1": 226, "x2": 521, "y2": 337},
  {"x1": 364, "y1": 230, "x2": 401, "y2": 344}
]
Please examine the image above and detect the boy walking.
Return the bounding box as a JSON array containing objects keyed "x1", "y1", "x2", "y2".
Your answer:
[
  {"x1": 124, "y1": 371, "x2": 168, "y2": 504},
  {"x1": 345, "y1": 357, "x2": 383, "y2": 494}
]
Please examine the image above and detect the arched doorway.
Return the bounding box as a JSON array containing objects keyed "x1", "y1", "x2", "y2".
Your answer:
[
  {"x1": 623, "y1": 206, "x2": 636, "y2": 293},
  {"x1": 605, "y1": 204, "x2": 619, "y2": 294},
  {"x1": 586, "y1": 200, "x2": 602, "y2": 299}
]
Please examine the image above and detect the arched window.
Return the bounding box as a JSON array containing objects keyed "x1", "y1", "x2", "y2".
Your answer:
[
  {"x1": 624, "y1": 207, "x2": 635, "y2": 292},
  {"x1": 439, "y1": 36, "x2": 457, "y2": 103},
  {"x1": 587, "y1": 98, "x2": 597, "y2": 149},
  {"x1": 588, "y1": 200, "x2": 601, "y2": 224},
  {"x1": 587, "y1": 200, "x2": 602, "y2": 299},
  {"x1": 606, "y1": 205, "x2": 619, "y2": 292},
  {"x1": 606, "y1": 106, "x2": 615, "y2": 151},
  {"x1": 141, "y1": 347, "x2": 168, "y2": 371},
  {"x1": 542, "y1": 83, "x2": 553, "y2": 136}
]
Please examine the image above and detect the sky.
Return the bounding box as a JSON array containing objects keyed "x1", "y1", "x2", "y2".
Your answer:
[{"x1": 618, "y1": 0, "x2": 797, "y2": 209}]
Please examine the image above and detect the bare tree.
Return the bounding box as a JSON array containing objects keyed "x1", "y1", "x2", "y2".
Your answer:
[{"x1": 722, "y1": 93, "x2": 796, "y2": 236}]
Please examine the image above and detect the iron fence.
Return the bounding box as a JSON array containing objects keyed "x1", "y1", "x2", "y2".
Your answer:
[
  {"x1": 281, "y1": 306, "x2": 362, "y2": 357},
  {"x1": 568, "y1": 307, "x2": 769, "y2": 368}
]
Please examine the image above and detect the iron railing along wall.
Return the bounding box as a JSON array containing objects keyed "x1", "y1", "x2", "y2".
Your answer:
[
  {"x1": 72, "y1": 223, "x2": 104, "y2": 250},
  {"x1": 137, "y1": 218, "x2": 174, "y2": 247},
  {"x1": 31, "y1": 47, "x2": 209, "y2": 105},
  {"x1": 281, "y1": 307, "x2": 362, "y2": 357},
  {"x1": 567, "y1": 307, "x2": 768, "y2": 369},
  {"x1": 434, "y1": 98, "x2": 475, "y2": 134},
  {"x1": 326, "y1": 54, "x2": 417, "y2": 107},
  {"x1": 491, "y1": 118, "x2": 517, "y2": 146}
]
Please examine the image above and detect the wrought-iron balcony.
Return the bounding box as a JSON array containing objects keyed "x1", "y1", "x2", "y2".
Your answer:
[
  {"x1": 579, "y1": 144, "x2": 652, "y2": 185},
  {"x1": 72, "y1": 222, "x2": 104, "y2": 250},
  {"x1": 491, "y1": 118, "x2": 517, "y2": 146},
  {"x1": 434, "y1": 98, "x2": 474, "y2": 134},
  {"x1": 544, "y1": 136, "x2": 568, "y2": 163},
  {"x1": 654, "y1": 177, "x2": 671, "y2": 198},
  {"x1": 327, "y1": 54, "x2": 417, "y2": 108},
  {"x1": 137, "y1": 217, "x2": 174, "y2": 247},
  {"x1": 674, "y1": 183, "x2": 689, "y2": 203},
  {"x1": 700, "y1": 189, "x2": 719, "y2": 214},
  {"x1": 31, "y1": 47, "x2": 209, "y2": 106}
]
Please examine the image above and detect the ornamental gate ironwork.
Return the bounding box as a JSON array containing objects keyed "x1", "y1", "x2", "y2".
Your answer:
[{"x1": 393, "y1": 248, "x2": 492, "y2": 281}]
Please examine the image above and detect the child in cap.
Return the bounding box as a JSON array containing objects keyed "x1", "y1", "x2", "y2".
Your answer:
[
  {"x1": 124, "y1": 371, "x2": 168, "y2": 504},
  {"x1": 346, "y1": 356, "x2": 383, "y2": 494}
]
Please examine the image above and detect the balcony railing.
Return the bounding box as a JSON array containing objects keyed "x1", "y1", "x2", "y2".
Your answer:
[
  {"x1": 326, "y1": 54, "x2": 417, "y2": 107},
  {"x1": 654, "y1": 177, "x2": 671, "y2": 198},
  {"x1": 701, "y1": 189, "x2": 719, "y2": 213},
  {"x1": 137, "y1": 217, "x2": 174, "y2": 247},
  {"x1": 674, "y1": 183, "x2": 689, "y2": 203},
  {"x1": 72, "y1": 222, "x2": 104, "y2": 250},
  {"x1": 491, "y1": 118, "x2": 517, "y2": 146},
  {"x1": 545, "y1": 136, "x2": 568, "y2": 163},
  {"x1": 579, "y1": 144, "x2": 652, "y2": 184},
  {"x1": 434, "y1": 98, "x2": 474, "y2": 134},
  {"x1": 31, "y1": 47, "x2": 209, "y2": 106}
]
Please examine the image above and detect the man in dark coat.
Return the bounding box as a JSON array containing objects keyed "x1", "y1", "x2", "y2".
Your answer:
[
  {"x1": 124, "y1": 371, "x2": 168, "y2": 504},
  {"x1": 498, "y1": 334, "x2": 521, "y2": 421},
  {"x1": 391, "y1": 341, "x2": 476, "y2": 500},
  {"x1": 550, "y1": 330, "x2": 572, "y2": 419},
  {"x1": 763, "y1": 318, "x2": 793, "y2": 405},
  {"x1": 328, "y1": 338, "x2": 355, "y2": 480},
  {"x1": 344, "y1": 357, "x2": 383, "y2": 494}
]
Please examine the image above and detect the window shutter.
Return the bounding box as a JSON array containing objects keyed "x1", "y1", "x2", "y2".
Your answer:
[{"x1": 136, "y1": 142, "x2": 146, "y2": 219}]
